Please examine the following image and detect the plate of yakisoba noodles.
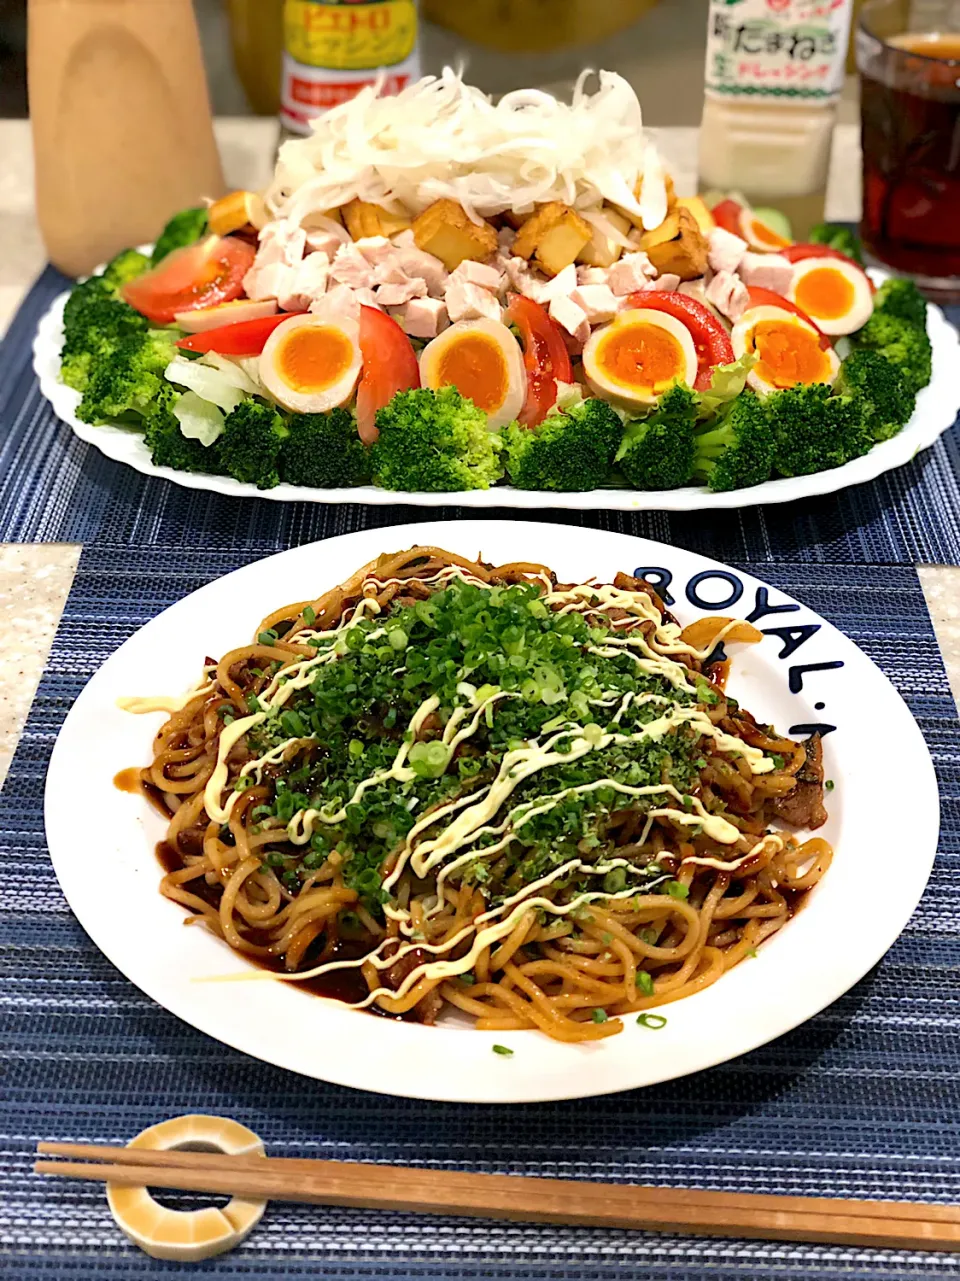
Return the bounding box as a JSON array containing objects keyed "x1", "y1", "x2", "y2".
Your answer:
[{"x1": 45, "y1": 521, "x2": 938, "y2": 1102}]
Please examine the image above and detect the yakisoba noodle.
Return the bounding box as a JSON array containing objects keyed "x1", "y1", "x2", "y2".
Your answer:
[{"x1": 135, "y1": 547, "x2": 832, "y2": 1043}]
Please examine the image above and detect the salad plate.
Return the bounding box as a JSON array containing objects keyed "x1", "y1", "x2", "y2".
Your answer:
[{"x1": 45, "y1": 520, "x2": 938, "y2": 1102}]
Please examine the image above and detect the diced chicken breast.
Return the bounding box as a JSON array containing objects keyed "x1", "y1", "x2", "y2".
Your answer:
[
  {"x1": 353, "y1": 287, "x2": 381, "y2": 310},
  {"x1": 705, "y1": 269, "x2": 750, "y2": 322},
  {"x1": 577, "y1": 265, "x2": 612, "y2": 286},
  {"x1": 504, "y1": 256, "x2": 546, "y2": 302},
  {"x1": 391, "y1": 228, "x2": 417, "y2": 249},
  {"x1": 607, "y1": 251, "x2": 657, "y2": 297},
  {"x1": 376, "y1": 276, "x2": 429, "y2": 306},
  {"x1": 646, "y1": 272, "x2": 683, "y2": 292},
  {"x1": 309, "y1": 283, "x2": 361, "y2": 323},
  {"x1": 394, "y1": 296, "x2": 449, "y2": 339},
  {"x1": 444, "y1": 281, "x2": 502, "y2": 324},
  {"x1": 498, "y1": 226, "x2": 517, "y2": 252},
  {"x1": 540, "y1": 263, "x2": 578, "y2": 303},
  {"x1": 244, "y1": 262, "x2": 296, "y2": 303},
  {"x1": 354, "y1": 236, "x2": 395, "y2": 266},
  {"x1": 570, "y1": 283, "x2": 620, "y2": 324},
  {"x1": 304, "y1": 228, "x2": 346, "y2": 259},
  {"x1": 278, "y1": 252, "x2": 330, "y2": 311},
  {"x1": 394, "y1": 247, "x2": 448, "y2": 296},
  {"x1": 707, "y1": 226, "x2": 748, "y2": 275},
  {"x1": 450, "y1": 259, "x2": 505, "y2": 292},
  {"x1": 258, "y1": 219, "x2": 307, "y2": 268},
  {"x1": 549, "y1": 294, "x2": 590, "y2": 346},
  {"x1": 329, "y1": 243, "x2": 377, "y2": 290},
  {"x1": 737, "y1": 252, "x2": 793, "y2": 294}
]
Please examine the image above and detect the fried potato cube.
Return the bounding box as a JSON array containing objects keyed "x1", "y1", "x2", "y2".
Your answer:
[
  {"x1": 412, "y1": 199, "x2": 498, "y2": 271},
  {"x1": 577, "y1": 206, "x2": 631, "y2": 268},
  {"x1": 638, "y1": 211, "x2": 681, "y2": 252},
  {"x1": 208, "y1": 190, "x2": 269, "y2": 236},
  {"x1": 513, "y1": 202, "x2": 593, "y2": 277},
  {"x1": 675, "y1": 195, "x2": 716, "y2": 236},
  {"x1": 645, "y1": 207, "x2": 709, "y2": 282},
  {"x1": 343, "y1": 198, "x2": 412, "y2": 241}
]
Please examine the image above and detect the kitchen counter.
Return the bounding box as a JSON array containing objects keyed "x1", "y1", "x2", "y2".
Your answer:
[{"x1": 0, "y1": 117, "x2": 956, "y2": 786}]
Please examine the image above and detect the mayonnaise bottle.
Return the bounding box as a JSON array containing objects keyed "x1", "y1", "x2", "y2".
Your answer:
[{"x1": 698, "y1": 0, "x2": 855, "y2": 239}]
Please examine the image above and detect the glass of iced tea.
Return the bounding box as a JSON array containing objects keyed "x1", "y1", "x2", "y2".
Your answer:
[{"x1": 857, "y1": 0, "x2": 960, "y2": 301}]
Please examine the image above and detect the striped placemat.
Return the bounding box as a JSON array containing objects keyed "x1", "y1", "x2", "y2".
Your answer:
[
  {"x1": 0, "y1": 266, "x2": 959, "y2": 564},
  {"x1": 1, "y1": 544, "x2": 956, "y2": 1280}
]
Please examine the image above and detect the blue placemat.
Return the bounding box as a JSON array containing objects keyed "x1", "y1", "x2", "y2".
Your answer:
[
  {"x1": 1, "y1": 266, "x2": 959, "y2": 564},
  {"x1": 1, "y1": 544, "x2": 958, "y2": 1279}
]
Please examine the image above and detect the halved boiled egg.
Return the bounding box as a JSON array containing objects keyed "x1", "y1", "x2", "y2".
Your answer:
[
  {"x1": 732, "y1": 305, "x2": 840, "y2": 395},
  {"x1": 259, "y1": 313, "x2": 361, "y2": 413},
  {"x1": 787, "y1": 257, "x2": 874, "y2": 336},
  {"x1": 739, "y1": 208, "x2": 792, "y2": 254},
  {"x1": 419, "y1": 320, "x2": 526, "y2": 429},
  {"x1": 581, "y1": 309, "x2": 697, "y2": 410}
]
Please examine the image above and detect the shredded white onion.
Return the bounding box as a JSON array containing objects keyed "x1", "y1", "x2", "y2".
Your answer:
[{"x1": 265, "y1": 68, "x2": 667, "y2": 232}]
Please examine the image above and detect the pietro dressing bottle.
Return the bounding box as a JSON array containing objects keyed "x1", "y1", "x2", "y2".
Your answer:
[
  {"x1": 698, "y1": 0, "x2": 855, "y2": 238},
  {"x1": 29, "y1": 0, "x2": 225, "y2": 278}
]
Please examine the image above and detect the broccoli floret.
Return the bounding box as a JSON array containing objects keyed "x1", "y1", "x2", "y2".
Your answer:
[
  {"x1": 872, "y1": 277, "x2": 927, "y2": 329},
  {"x1": 60, "y1": 298, "x2": 149, "y2": 392},
  {"x1": 615, "y1": 384, "x2": 697, "y2": 491},
  {"x1": 280, "y1": 408, "x2": 372, "y2": 488},
  {"x1": 142, "y1": 392, "x2": 225, "y2": 474},
  {"x1": 77, "y1": 329, "x2": 178, "y2": 424},
  {"x1": 101, "y1": 248, "x2": 151, "y2": 290},
  {"x1": 766, "y1": 383, "x2": 872, "y2": 477},
  {"x1": 217, "y1": 399, "x2": 289, "y2": 490},
  {"x1": 63, "y1": 275, "x2": 114, "y2": 330},
  {"x1": 836, "y1": 349, "x2": 915, "y2": 442},
  {"x1": 809, "y1": 223, "x2": 864, "y2": 265},
  {"x1": 501, "y1": 398, "x2": 622, "y2": 491},
  {"x1": 370, "y1": 388, "x2": 504, "y2": 492},
  {"x1": 855, "y1": 311, "x2": 932, "y2": 394},
  {"x1": 692, "y1": 393, "x2": 774, "y2": 492},
  {"x1": 152, "y1": 208, "x2": 209, "y2": 266}
]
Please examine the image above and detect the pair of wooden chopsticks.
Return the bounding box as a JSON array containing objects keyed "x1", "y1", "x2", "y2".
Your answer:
[{"x1": 35, "y1": 1142, "x2": 960, "y2": 1251}]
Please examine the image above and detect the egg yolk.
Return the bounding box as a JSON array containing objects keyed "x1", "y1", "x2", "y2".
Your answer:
[
  {"x1": 596, "y1": 322, "x2": 686, "y2": 393},
  {"x1": 434, "y1": 334, "x2": 508, "y2": 412},
  {"x1": 745, "y1": 217, "x2": 790, "y2": 250},
  {"x1": 277, "y1": 326, "x2": 354, "y2": 392},
  {"x1": 752, "y1": 320, "x2": 832, "y2": 388},
  {"x1": 793, "y1": 268, "x2": 856, "y2": 321}
]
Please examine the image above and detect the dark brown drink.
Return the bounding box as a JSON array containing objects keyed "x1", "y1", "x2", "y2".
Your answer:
[{"x1": 858, "y1": 8, "x2": 960, "y2": 300}]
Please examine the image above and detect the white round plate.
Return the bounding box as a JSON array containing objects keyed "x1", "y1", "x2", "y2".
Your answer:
[
  {"x1": 45, "y1": 521, "x2": 938, "y2": 1102},
  {"x1": 33, "y1": 273, "x2": 960, "y2": 512}
]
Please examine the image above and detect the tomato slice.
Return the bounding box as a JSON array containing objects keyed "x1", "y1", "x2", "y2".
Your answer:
[
  {"x1": 122, "y1": 236, "x2": 255, "y2": 325},
  {"x1": 504, "y1": 296, "x2": 573, "y2": 427},
  {"x1": 625, "y1": 290, "x2": 734, "y2": 391},
  {"x1": 745, "y1": 286, "x2": 833, "y2": 350},
  {"x1": 176, "y1": 312, "x2": 305, "y2": 356},
  {"x1": 780, "y1": 243, "x2": 876, "y2": 293},
  {"x1": 356, "y1": 306, "x2": 420, "y2": 445},
  {"x1": 711, "y1": 199, "x2": 744, "y2": 237}
]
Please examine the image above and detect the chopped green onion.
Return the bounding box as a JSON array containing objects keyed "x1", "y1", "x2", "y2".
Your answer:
[
  {"x1": 825, "y1": 779, "x2": 835, "y2": 791},
  {"x1": 602, "y1": 867, "x2": 626, "y2": 894},
  {"x1": 258, "y1": 629, "x2": 279, "y2": 646},
  {"x1": 769, "y1": 754, "x2": 785, "y2": 770},
  {"x1": 302, "y1": 606, "x2": 316, "y2": 625},
  {"x1": 348, "y1": 738, "x2": 365, "y2": 760},
  {"x1": 664, "y1": 880, "x2": 689, "y2": 900},
  {"x1": 458, "y1": 973, "x2": 476, "y2": 985},
  {"x1": 746, "y1": 947, "x2": 758, "y2": 959},
  {"x1": 636, "y1": 1013, "x2": 667, "y2": 1030},
  {"x1": 591, "y1": 1008, "x2": 609, "y2": 1024},
  {"x1": 492, "y1": 1044, "x2": 514, "y2": 1057},
  {"x1": 637, "y1": 971, "x2": 655, "y2": 996},
  {"x1": 409, "y1": 740, "x2": 450, "y2": 779}
]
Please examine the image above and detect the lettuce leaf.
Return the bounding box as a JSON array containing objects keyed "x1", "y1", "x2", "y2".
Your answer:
[{"x1": 696, "y1": 354, "x2": 757, "y2": 420}]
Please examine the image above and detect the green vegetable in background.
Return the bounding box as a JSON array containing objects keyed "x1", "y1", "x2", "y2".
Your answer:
[
  {"x1": 281, "y1": 408, "x2": 372, "y2": 489},
  {"x1": 501, "y1": 397, "x2": 622, "y2": 492},
  {"x1": 151, "y1": 207, "x2": 209, "y2": 266},
  {"x1": 371, "y1": 387, "x2": 504, "y2": 493},
  {"x1": 809, "y1": 223, "x2": 864, "y2": 264},
  {"x1": 217, "y1": 399, "x2": 290, "y2": 490},
  {"x1": 692, "y1": 392, "x2": 773, "y2": 492},
  {"x1": 766, "y1": 383, "x2": 872, "y2": 477},
  {"x1": 615, "y1": 383, "x2": 697, "y2": 491},
  {"x1": 836, "y1": 349, "x2": 915, "y2": 442}
]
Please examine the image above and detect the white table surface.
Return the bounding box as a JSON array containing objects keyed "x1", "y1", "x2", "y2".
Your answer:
[{"x1": 0, "y1": 118, "x2": 956, "y2": 786}]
